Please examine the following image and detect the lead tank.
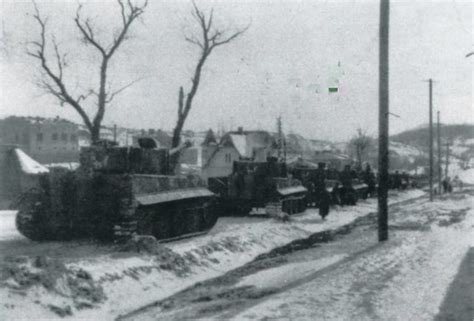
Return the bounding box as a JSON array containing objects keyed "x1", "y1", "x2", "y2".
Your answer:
[{"x1": 15, "y1": 139, "x2": 217, "y2": 242}]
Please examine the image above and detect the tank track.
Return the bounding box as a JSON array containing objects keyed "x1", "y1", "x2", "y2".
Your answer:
[
  {"x1": 113, "y1": 197, "x2": 217, "y2": 242},
  {"x1": 281, "y1": 194, "x2": 307, "y2": 215},
  {"x1": 15, "y1": 188, "x2": 49, "y2": 241}
]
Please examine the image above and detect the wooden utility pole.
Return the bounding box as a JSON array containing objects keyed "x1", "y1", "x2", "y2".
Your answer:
[
  {"x1": 378, "y1": 0, "x2": 390, "y2": 242},
  {"x1": 428, "y1": 79, "x2": 433, "y2": 201},
  {"x1": 276, "y1": 116, "x2": 284, "y2": 161},
  {"x1": 444, "y1": 142, "x2": 451, "y2": 178},
  {"x1": 437, "y1": 111, "x2": 442, "y2": 194}
]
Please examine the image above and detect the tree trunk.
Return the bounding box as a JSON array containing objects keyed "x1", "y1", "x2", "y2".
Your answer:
[
  {"x1": 169, "y1": 117, "x2": 185, "y2": 173},
  {"x1": 90, "y1": 125, "x2": 100, "y2": 144}
]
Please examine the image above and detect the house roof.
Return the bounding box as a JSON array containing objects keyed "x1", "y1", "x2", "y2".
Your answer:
[
  {"x1": 286, "y1": 157, "x2": 319, "y2": 169},
  {"x1": 14, "y1": 148, "x2": 49, "y2": 174},
  {"x1": 229, "y1": 134, "x2": 247, "y2": 157},
  {"x1": 313, "y1": 152, "x2": 350, "y2": 161},
  {"x1": 221, "y1": 130, "x2": 276, "y2": 158}
]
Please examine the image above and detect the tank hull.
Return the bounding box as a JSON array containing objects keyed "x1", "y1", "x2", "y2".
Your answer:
[
  {"x1": 208, "y1": 175, "x2": 307, "y2": 216},
  {"x1": 16, "y1": 170, "x2": 217, "y2": 242}
]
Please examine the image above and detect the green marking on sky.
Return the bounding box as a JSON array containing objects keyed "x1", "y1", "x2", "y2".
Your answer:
[{"x1": 328, "y1": 87, "x2": 338, "y2": 93}]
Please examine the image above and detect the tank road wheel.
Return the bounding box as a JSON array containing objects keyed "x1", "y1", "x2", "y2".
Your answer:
[
  {"x1": 234, "y1": 201, "x2": 251, "y2": 216},
  {"x1": 292, "y1": 199, "x2": 298, "y2": 214},
  {"x1": 298, "y1": 197, "x2": 306, "y2": 213},
  {"x1": 15, "y1": 189, "x2": 50, "y2": 241},
  {"x1": 172, "y1": 204, "x2": 191, "y2": 237},
  {"x1": 296, "y1": 198, "x2": 301, "y2": 213},
  {"x1": 16, "y1": 207, "x2": 41, "y2": 241},
  {"x1": 288, "y1": 199, "x2": 295, "y2": 215},
  {"x1": 202, "y1": 202, "x2": 218, "y2": 230},
  {"x1": 281, "y1": 200, "x2": 287, "y2": 214},
  {"x1": 287, "y1": 199, "x2": 293, "y2": 215},
  {"x1": 152, "y1": 210, "x2": 172, "y2": 240},
  {"x1": 137, "y1": 208, "x2": 154, "y2": 236},
  {"x1": 186, "y1": 205, "x2": 203, "y2": 234},
  {"x1": 283, "y1": 199, "x2": 291, "y2": 215}
]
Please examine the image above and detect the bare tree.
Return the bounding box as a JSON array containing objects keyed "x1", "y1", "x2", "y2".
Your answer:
[
  {"x1": 170, "y1": 2, "x2": 248, "y2": 164},
  {"x1": 349, "y1": 128, "x2": 373, "y2": 168},
  {"x1": 27, "y1": 0, "x2": 147, "y2": 143}
]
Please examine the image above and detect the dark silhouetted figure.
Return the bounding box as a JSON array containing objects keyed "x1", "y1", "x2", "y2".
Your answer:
[
  {"x1": 314, "y1": 163, "x2": 331, "y2": 219},
  {"x1": 363, "y1": 164, "x2": 376, "y2": 197},
  {"x1": 393, "y1": 171, "x2": 402, "y2": 190},
  {"x1": 339, "y1": 165, "x2": 357, "y2": 205}
]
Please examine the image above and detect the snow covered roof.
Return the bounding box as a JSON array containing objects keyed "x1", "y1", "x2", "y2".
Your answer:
[
  {"x1": 45, "y1": 162, "x2": 79, "y2": 170},
  {"x1": 229, "y1": 134, "x2": 248, "y2": 157},
  {"x1": 14, "y1": 148, "x2": 49, "y2": 174},
  {"x1": 286, "y1": 157, "x2": 319, "y2": 169}
]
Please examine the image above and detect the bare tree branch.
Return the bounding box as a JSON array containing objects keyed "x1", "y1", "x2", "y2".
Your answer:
[
  {"x1": 184, "y1": 34, "x2": 204, "y2": 49},
  {"x1": 170, "y1": 1, "x2": 248, "y2": 170},
  {"x1": 108, "y1": 0, "x2": 148, "y2": 58},
  {"x1": 212, "y1": 26, "x2": 249, "y2": 47},
  {"x1": 28, "y1": 0, "x2": 147, "y2": 142},
  {"x1": 75, "y1": 7, "x2": 107, "y2": 56},
  {"x1": 118, "y1": 0, "x2": 127, "y2": 26},
  {"x1": 105, "y1": 76, "x2": 147, "y2": 103}
]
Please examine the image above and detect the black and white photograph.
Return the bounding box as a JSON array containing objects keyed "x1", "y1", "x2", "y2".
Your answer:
[{"x1": 0, "y1": 0, "x2": 472, "y2": 320}]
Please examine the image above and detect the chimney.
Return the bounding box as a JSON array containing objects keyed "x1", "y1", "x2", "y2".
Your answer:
[{"x1": 237, "y1": 126, "x2": 243, "y2": 134}]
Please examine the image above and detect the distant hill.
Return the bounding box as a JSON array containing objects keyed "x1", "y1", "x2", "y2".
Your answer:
[
  {"x1": 391, "y1": 124, "x2": 474, "y2": 151},
  {"x1": 388, "y1": 124, "x2": 474, "y2": 171}
]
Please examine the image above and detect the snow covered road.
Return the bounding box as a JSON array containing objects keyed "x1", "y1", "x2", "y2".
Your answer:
[
  {"x1": 0, "y1": 189, "x2": 436, "y2": 320},
  {"x1": 124, "y1": 190, "x2": 473, "y2": 321}
]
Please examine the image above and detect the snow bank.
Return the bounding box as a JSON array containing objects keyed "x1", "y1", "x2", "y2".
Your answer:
[
  {"x1": 0, "y1": 189, "x2": 424, "y2": 320},
  {"x1": 13, "y1": 149, "x2": 49, "y2": 174}
]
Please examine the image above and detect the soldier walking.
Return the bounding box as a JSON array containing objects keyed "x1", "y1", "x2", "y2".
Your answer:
[
  {"x1": 339, "y1": 165, "x2": 357, "y2": 205},
  {"x1": 314, "y1": 163, "x2": 331, "y2": 219}
]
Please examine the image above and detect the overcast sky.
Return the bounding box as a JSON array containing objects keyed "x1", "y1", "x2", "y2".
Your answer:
[{"x1": 0, "y1": 0, "x2": 472, "y2": 141}]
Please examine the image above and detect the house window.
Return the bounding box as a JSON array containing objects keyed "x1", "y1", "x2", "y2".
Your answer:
[
  {"x1": 70, "y1": 134, "x2": 77, "y2": 142},
  {"x1": 225, "y1": 153, "x2": 232, "y2": 163},
  {"x1": 61, "y1": 133, "x2": 67, "y2": 141},
  {"x1": 36, "y1": 133, "x2": 43, "y2": 142},
  {"x1": 52, "y1": 133, "x2": 58, "y2": 141},
  {"x1": 15, "y1": 133, "x2": 19, "y2": 142}
]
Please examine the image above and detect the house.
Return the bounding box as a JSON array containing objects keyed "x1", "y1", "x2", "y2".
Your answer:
[
  {"x1": 78, "y1": 125, "x2": 138, "y2": 147},
  {"x1": 0, "y1": 116, "x2": 80, "y2": 164},
  {"x1": 180, "y1": 129, "x2": 240, "y2": 179},
  {"x1": 311, "y1": 150, "x2": 351, "y2": 170},
  {"x1": 180, "y1": 128, "x2": 281, "y2": 180},
  {"x1": 220, "y1": 127, "x2": 278, "y2": 161}
]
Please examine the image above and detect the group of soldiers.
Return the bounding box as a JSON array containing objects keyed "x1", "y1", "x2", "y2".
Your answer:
[{"x1": 296, "y1": 162, "x2": 377, "y2": 220}]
